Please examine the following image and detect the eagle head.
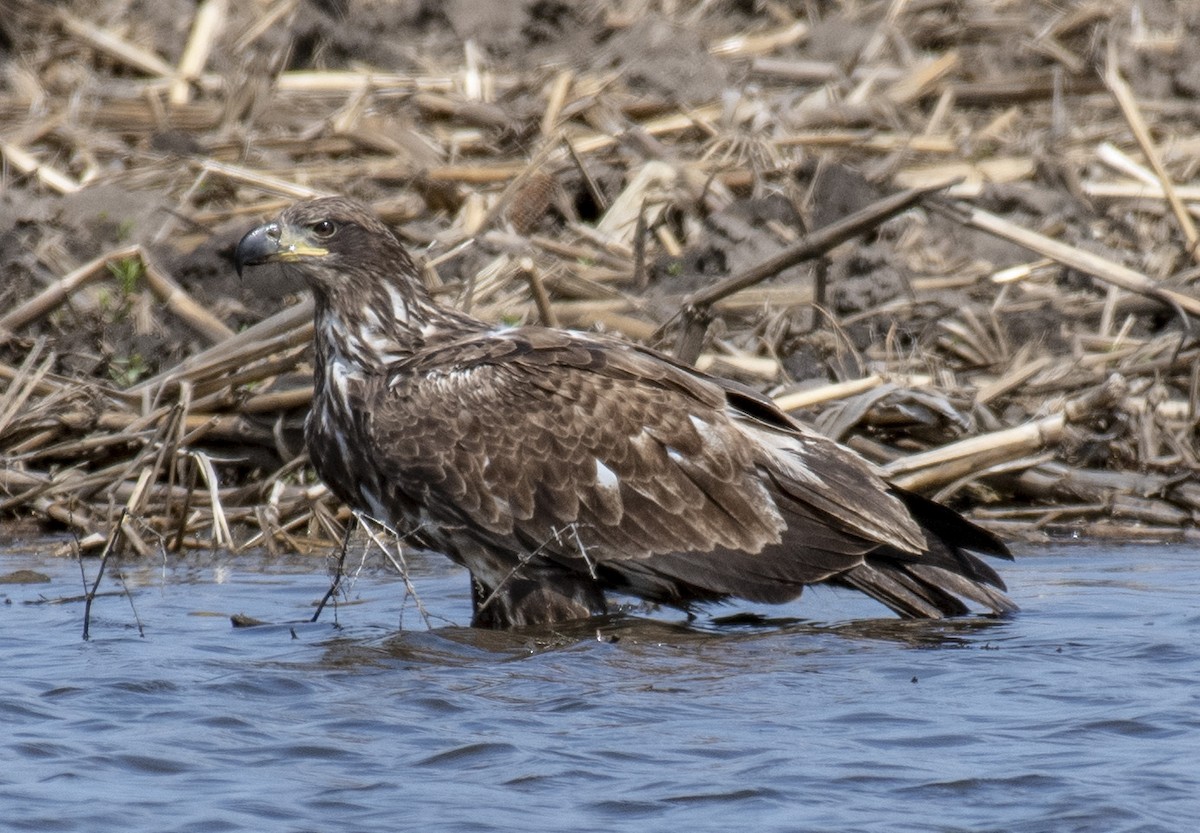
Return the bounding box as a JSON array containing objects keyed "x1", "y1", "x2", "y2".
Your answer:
[{"x1": 234, "y1": 197, "x2": 416, "y2": 298}]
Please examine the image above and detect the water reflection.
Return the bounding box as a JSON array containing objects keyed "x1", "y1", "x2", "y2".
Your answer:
[{"x1": 291, "y1": 606, "x2": 1015, "y2": 676}]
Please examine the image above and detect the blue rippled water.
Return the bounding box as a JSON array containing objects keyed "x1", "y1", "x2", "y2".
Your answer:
[{"x1": 1, "y1": 541, "x2": 1198, "y2": 832}]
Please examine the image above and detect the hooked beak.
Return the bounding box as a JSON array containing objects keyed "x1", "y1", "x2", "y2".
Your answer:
[{"x1": 234, "y1": 221, "x2": 328, "y2": 278}]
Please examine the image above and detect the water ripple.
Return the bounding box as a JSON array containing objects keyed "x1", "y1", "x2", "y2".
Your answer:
[{"x1": 2, "y1": 545, "x2": 1199, "y2": 832}]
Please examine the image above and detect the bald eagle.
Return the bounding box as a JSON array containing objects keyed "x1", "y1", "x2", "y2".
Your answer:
[{"x1": 235, "y1": 197, "x2": 1015, "y2": 628}]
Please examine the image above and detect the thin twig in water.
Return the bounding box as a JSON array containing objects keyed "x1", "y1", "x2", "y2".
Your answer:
[
  {"x1": 311, "y1": 521, "x2": 352, "y2": 624},
  {"x1": 353, "y1": 512, "x2": 455, "y2": 630},
  {"x1": 112, "y1": 567, "x2": 145, "y2": 638},
  {"x1": 82, "y1": 508, "x2": 127, "y2": 641}
]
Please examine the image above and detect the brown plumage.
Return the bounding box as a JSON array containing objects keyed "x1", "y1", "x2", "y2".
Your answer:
[{"x1": 235, "y1": 197, "x2": 1016, "y2": 628}]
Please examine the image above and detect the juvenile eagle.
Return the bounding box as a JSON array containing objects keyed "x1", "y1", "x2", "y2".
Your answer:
[{"x1": 235, "y1": 197, "x2": 1015, "y2": 628}]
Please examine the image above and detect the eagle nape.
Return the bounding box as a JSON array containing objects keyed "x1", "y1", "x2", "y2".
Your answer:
[{"x1": 234, "y1": 196, "x2": 1016, "y2": 630}]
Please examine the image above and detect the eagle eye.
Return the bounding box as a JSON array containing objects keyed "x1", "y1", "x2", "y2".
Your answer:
[{"x1": 311, "y1": 220, "x2": 337, "y2": 239}]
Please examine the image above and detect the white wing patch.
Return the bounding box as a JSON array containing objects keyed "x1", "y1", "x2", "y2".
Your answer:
[
  {"x1": 734, "y1": 415, "x2": 826, "y2": 488},
  {"x1": 594, "y1": 458, "x2": 620, "y2": 491}
]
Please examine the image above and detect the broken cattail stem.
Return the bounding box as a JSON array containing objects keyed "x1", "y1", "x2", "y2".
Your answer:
[
  {"x1": 541, "y1": 70, "x2": 573, "y2": 136},
  {"x1": 56, "y1": 10, "x2": 175, "y2": 77},
  {"x1": 140, "y1": 251, "x2": 236, "y2": 343},
  {"x1": 884, "y1": 374, "x2": 1128, "y2": 491},
  {"x1": 170, "y1": 0, "x2": 227, "y2": 105},
  {"x1": 775, "y1": 376, "x2": 886, "y2": 412},
  {"x1": 520, "y1": 258, "x2": 558, "y2": 328},
  {"x1": 0, "y1": 142, "x2": 82, "y2": 194},
  {"x1": 131, "y1": 298, "x2": 314, "y2": 395}
]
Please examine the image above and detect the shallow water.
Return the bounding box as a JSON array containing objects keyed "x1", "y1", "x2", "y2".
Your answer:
[{"x1": 2, "y1": 541, "x2": 1198, "y2": 833}]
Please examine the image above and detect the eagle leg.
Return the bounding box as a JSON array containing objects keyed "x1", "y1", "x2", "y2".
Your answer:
[{"x1": 470, "y1": 569, "x2": 608, "y2": 629}]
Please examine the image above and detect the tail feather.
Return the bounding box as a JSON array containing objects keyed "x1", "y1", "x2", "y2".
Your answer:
[
  {"x1": 834, "y1": 491, "x2": 1018, "y2": 618},
  {"x1": 834, "y1": 557, "x2": 1017, "y2": 618},
  {"x1": 894, "y1": 487, "x2": 1012, "y2": 561},
  {"x1": 834, "y1": 559, "x2": 969, "y2": 618},
  {"x1": 906, "y1": 563, "x2": 1018, "y2": 614}
]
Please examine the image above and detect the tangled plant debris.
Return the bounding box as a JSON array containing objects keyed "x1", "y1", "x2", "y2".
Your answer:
[{"x1": 0, "y1": 0, "x2": 1197, "y2": 558}]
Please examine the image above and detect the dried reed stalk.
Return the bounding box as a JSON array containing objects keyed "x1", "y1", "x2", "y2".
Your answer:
[{"x1": 1, "y1": 0, "x2": 1197, "y2": 552}]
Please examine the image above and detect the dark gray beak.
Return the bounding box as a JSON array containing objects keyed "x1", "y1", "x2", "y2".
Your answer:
[{"x1": 234, "y1": 222, "x2": 282, "y2": 278}]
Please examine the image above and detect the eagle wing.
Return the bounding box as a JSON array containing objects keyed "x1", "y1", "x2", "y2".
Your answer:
[{"x1": 367, "y1": 327, "x2": 928, "y2": 603}]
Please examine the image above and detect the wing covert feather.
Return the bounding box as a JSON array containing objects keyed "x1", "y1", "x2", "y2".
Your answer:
[
  {"x1": 370, "y1": 347, "x2": 784, "y2": 562},
  {"x1": 364, "y1": 328, "x2": 957, "y2": 596}
]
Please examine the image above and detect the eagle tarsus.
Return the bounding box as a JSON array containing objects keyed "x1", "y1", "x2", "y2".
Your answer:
[
  {"x1": 235, "y1": 197, "x2": 1016, "y2": 630},
  {"x1": 471, "y1": 570, "x2": 608, "y2": 630}
]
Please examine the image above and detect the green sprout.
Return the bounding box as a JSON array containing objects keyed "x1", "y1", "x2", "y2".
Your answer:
[
  {"x1": 109, "y1": 352, "x2": 149, "y2": 387},
  {"x1": 107, "y1": 257, "x2": 144, "y2": 297}
]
